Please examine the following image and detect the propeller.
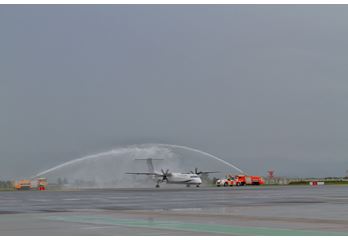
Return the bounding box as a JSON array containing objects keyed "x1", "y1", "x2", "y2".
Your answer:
[
  {"x1": 160, "y1": 169, "x2": 170, "y2": 181},
  {"x1": 190, "y1": 168, "x2": 201, "y2": 175},
  {"x1": 195, "y1": 167, "x2": 202, "y2": 175}
]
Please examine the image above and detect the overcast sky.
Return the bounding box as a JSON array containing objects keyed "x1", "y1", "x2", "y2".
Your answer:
[{"x1": 1, "y1": 5, "x2": 348, "y2": 179}]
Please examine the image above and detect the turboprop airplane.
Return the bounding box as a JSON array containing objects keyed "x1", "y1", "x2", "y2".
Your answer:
[{"x1": 125, "y1": 158, "x2": 218, "y2": 188}]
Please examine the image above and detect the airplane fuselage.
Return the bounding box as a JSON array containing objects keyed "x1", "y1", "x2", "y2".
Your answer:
[
  {"x1": 154, "y1": 172, "x2": 202, "y2": 186},
  {"x1": 166, "y1": 173, "x2": 202, "y2": 185}
]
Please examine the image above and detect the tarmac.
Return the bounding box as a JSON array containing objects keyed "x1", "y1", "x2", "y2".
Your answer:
[{"x1": 0, "y1": 185, "x2": 348, "y2": 235}]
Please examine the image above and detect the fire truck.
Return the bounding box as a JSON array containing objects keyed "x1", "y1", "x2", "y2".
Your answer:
[
  {"x1": 36, "y1": 178, "x2": 48, "y2": 190},
  {"x1": 216, "y1": 175, "x2": 265, "y2": 187},
  {"x1": 14, "y1": 178, "x2": 47, "y2": 191},
  {"x1": 234, "y1": 175, "x2": 265, "y2": 186},
  {"x1": 14, "y1": 179, "x2": 32, "y2": 190}
]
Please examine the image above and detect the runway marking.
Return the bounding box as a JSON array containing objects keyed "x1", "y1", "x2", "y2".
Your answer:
[
  {"x1": 28, "y1": 199, "x2": 50, "y2": 202},
  {"x1": 63, "y1": 199, "x2": 81, "y2": 201},
  {"x1": 82, "y1": 226, "x2": 116, "y2": 230},
  {"x1": 43, "y1": 215, "x2": 348, "y2": 236},
  {"x1": 107, "y1": 197, "x2": 132, "y2": 199}
]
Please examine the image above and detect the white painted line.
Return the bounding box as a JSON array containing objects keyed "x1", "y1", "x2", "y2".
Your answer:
[
  {"x1": 82, "y1": 226, "x2": 116, "y2": 230},
  {"x1": 107, "y1": 197, "x2": 131, "y2": 199},
  {"x1": 28, "y1": 199, "x2": 50, "y2": 202}
]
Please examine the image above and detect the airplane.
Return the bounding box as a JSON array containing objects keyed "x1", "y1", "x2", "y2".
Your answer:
[{"x1": 125, "y1": 158, "x2": 218, "y2": 188}]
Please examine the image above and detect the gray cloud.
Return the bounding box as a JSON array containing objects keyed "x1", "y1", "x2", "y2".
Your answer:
[{"x1": 0, "y1": 5, "x2": 348, "y2": 179}]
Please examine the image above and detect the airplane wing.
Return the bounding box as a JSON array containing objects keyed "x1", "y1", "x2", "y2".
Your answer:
[
  {"x1": 200, "y1": 171, "x2": 219, "y2": 174},
  {"x1": 125, "y1": 172, "x2": 162, "y2": 176}
]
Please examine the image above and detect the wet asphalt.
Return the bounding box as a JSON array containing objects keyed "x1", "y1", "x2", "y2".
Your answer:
[{"x1": 0, "y1": 185, "x2": 347, "y2": 235}]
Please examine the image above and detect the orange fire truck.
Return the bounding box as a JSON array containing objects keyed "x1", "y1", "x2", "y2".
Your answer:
[
  {"x1": 14, "y1": 179, "x2": 32, "y2": 190},
  {"x1": 14, "y1": 178, "x2": 47, "y2": 190},
  {"x1": 216, "y1": 175, "x2": 265, "y2": 187},
  {"x1": 234, "y1": 175, "x2": 265, "y2": 186}
]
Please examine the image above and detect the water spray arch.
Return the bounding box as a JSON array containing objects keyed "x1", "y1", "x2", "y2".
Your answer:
[
  {"x1": 154, "y1": 144, "x2": 245, "y2": 174},
  {"x1": 33, "y1": 143, "x2": 244, "y2": 188},
  {"x1": 35, "y1": 144, "x2": 244, "y2": 178}
]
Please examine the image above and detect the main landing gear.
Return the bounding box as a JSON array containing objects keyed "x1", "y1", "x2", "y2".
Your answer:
[
  {"x1": 186, "y1": 184, "x2": 200, "y2": 187},
  {"x1": 155, "y1": 179, "x2": 162, "y2": 188}
]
